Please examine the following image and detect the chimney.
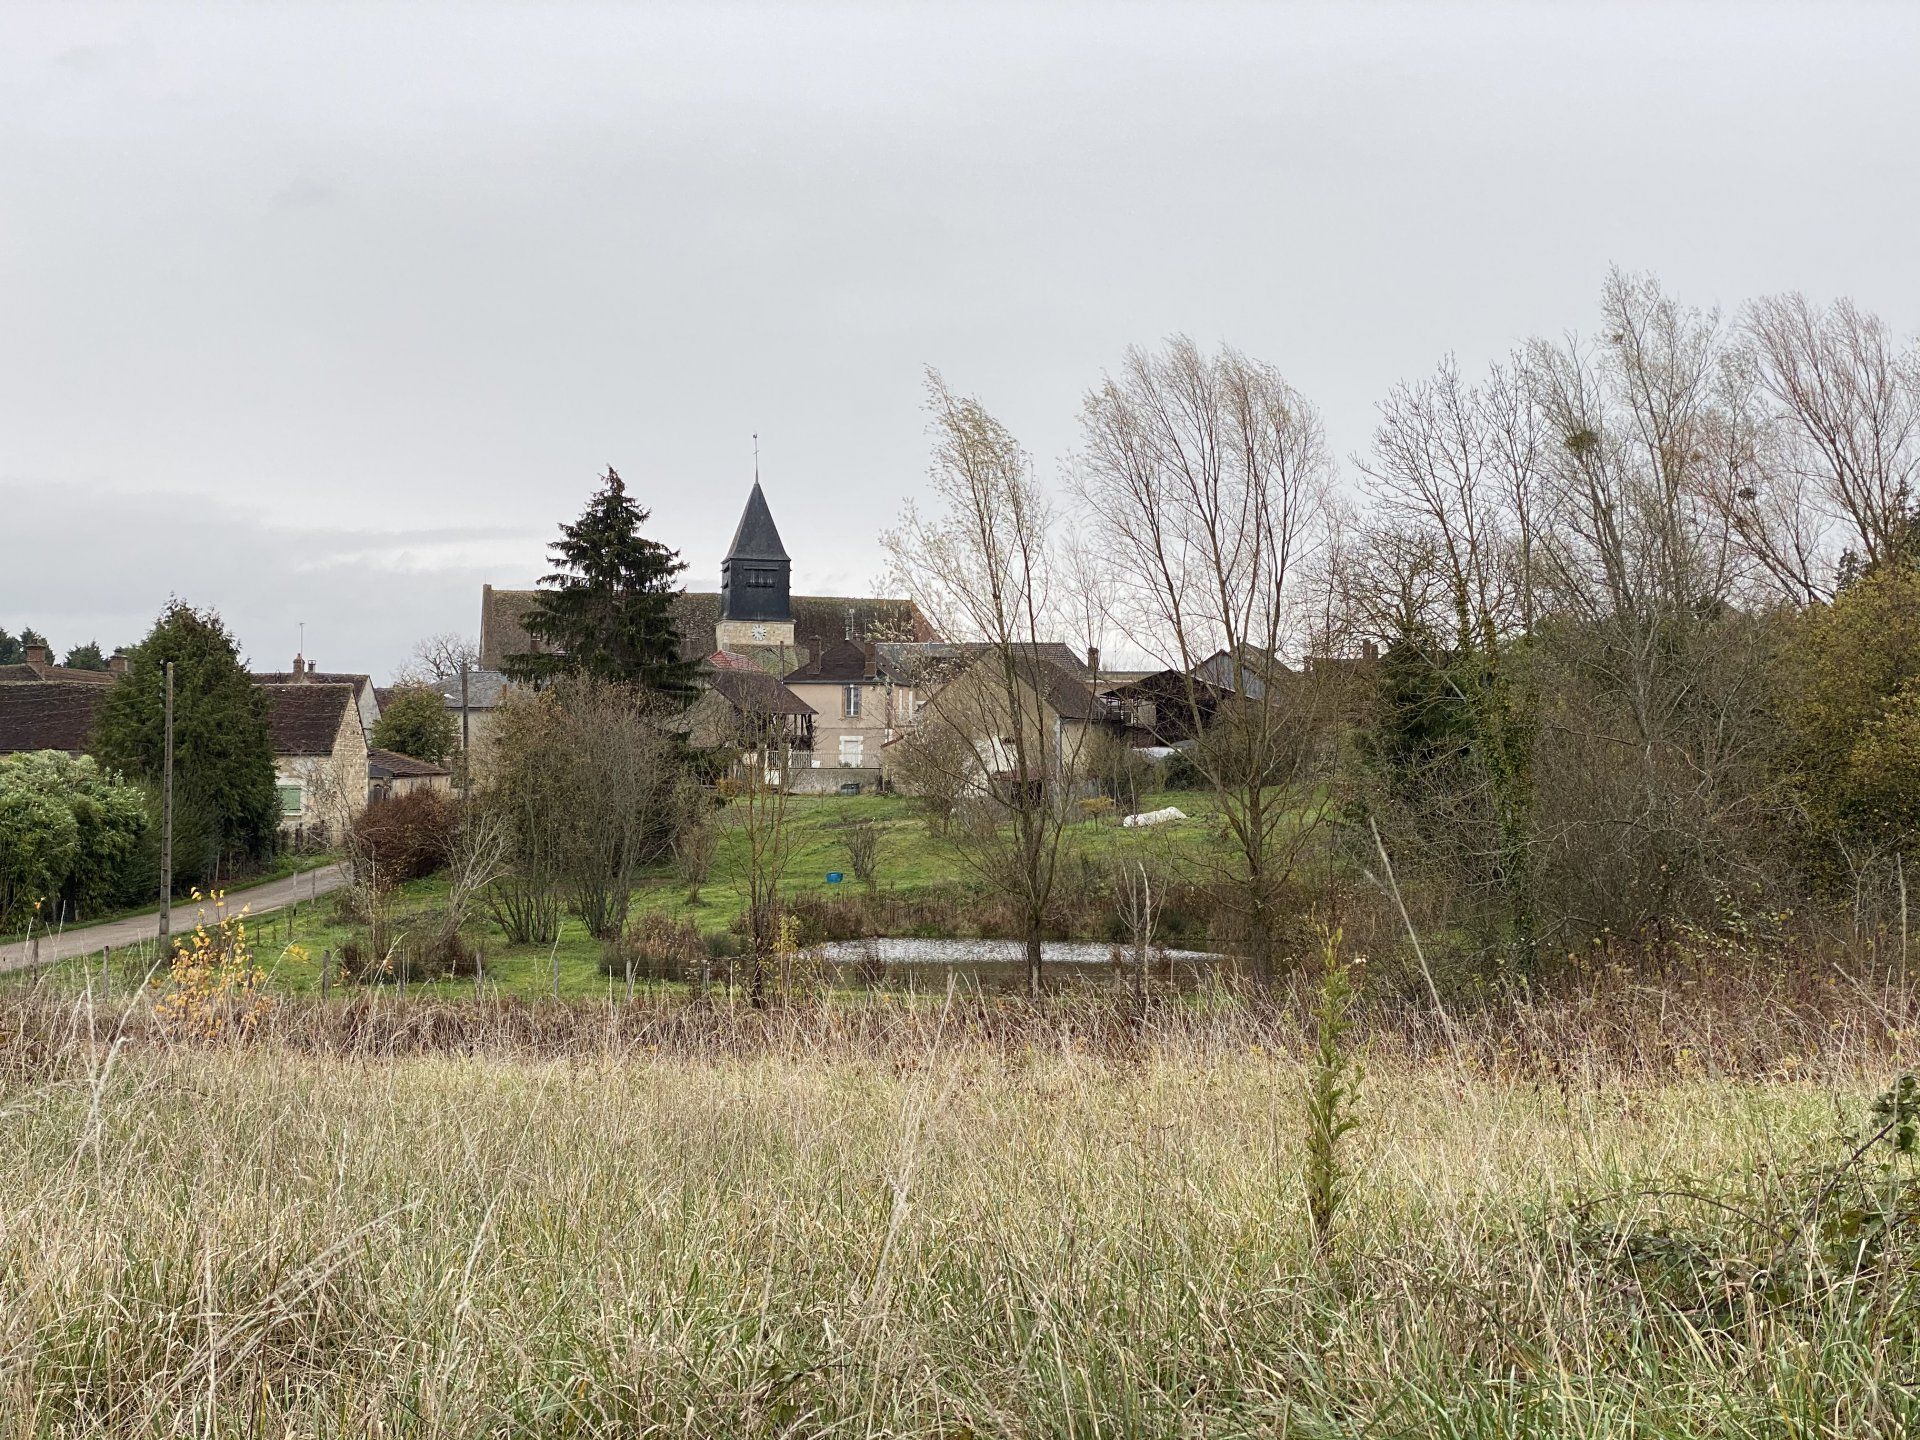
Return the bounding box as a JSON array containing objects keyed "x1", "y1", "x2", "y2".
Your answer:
[
  {"x1": 108, "y1": 651, "x2": 129, "y2": 676},
  {"x1": 24, "y1": 643, "x2": 48, "y2": 669},
  {"x1": 1361, "y1": 639, "x2": 1380, "y2": 662},
  {"x1": 863, "y1": 643, "x2": 878, "y2": 681},
  {"x1": 1086, "y1": 645, "x2": 1100, "y2": 680}
]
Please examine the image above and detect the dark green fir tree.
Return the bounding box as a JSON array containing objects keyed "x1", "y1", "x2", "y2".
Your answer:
[{"x1": 504, "y1": 467, "x2": 699, "y2": 699}]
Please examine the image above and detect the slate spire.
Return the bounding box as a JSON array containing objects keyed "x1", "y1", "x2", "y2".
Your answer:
[
  {"x1": 719, "y1": 480, "x2": 792, "y2": 622},
  {"x1": 725, "y1": 480, "x2": 789, "y2": 563}
]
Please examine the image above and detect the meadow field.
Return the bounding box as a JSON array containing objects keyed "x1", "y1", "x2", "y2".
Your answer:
[{"x1": 0, "y1": 967, "x2": 1914, "y2": 1438}]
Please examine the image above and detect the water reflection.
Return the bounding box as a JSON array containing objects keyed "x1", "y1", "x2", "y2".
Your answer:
[{"x1": 812, "y1": 937, "x2": 1224, "y2": 993}]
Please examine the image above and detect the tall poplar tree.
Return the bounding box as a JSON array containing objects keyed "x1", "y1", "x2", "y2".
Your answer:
[{"x1": 504, "y1": 468, "x2": 699, "y2": 699}]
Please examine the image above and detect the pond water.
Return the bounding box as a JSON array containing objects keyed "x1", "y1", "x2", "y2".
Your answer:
[{"x1": 811, "y1": 937, "x2": 1224, "y2": 992}]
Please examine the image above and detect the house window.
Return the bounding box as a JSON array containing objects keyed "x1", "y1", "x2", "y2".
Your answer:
[
  {"x1": 839, "y1": 734, "x2": 864, "y2": 767},
  {"x1": 277, "y1": 784, "x2": 304, "y2": 817},
  {"x1": 842, "y1": 684, "x2": 862, "y2": 718}
]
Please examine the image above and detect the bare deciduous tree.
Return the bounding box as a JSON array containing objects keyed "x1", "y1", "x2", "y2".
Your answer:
[
  {"x1": 1076, "y1": 336, "x2": 1337, "y2": 980},
  {"x1": 884, "y1": 370, "x2": 1076, "y2": 997},
  {"x1": 396, "y1": 632, "x2": 480, "y2": 686},
  {"x1": 712, "y1": 702, "x2": 799, "y2": 1004},
  {"x1": 551, "y1": 680, "x2": 682, "y2": 939},
  {"x1": 1738, "y1": 292, "x2": 1920, "y2": 594},
  {"x1": 478, "y1": 690, "x2": 567, "y2": 945}
]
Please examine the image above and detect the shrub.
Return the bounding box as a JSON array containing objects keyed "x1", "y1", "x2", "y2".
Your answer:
[
  {"x1": 349, "y1": 790, "x2": 457, "y2": 886},
  {"x1": 1161, "y1": 747, "x2": 1206, "y2": 792},
  {"x1": 1078, "y1": 795, "x2": 1118, "y2": 825},
  {"x1": 787, "y1": 891, "x2": 877, "y2": 947},
  {"x1": 0, "y1": 752, "x2": 148, "y2": 927},
  {"x1": 842, "y1": 818, "x2": 881, "y2": 890},
  {"x1": 604, "y1": 911, "x2": 705, "y2": 983},
  {"x1": 701, "y1": 928, "x2": 745, "y2": 960},
  {"x1": 1083, "y1": 731, "x2": 1156, "y2": 811},
  {"x1": 673, "y1": 794, "x2": 717, "y2": 903}
]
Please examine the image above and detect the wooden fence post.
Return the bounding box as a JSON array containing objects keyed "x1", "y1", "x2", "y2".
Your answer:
[{"x1": 321, "y1": 947, "x2": 331, "y2": 1000}]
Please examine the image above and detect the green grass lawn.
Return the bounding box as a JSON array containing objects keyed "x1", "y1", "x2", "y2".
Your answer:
[{"x1": 11, "y1": 789, "x2": 1271, "y2": 1001}]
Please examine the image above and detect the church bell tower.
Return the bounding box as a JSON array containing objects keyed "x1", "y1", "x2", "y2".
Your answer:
[{"x1": 716, "y1": 480, "x2": 795, "y2": 651}]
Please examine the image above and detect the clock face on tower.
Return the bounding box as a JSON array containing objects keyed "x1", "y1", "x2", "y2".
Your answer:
[{"x1": 751, "y1": 625, "x2": 768, "y2": 642}]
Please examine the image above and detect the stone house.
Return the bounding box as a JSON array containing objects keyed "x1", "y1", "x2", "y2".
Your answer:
[
  {"x1": 367, "y1": 748, "x2": 454, "y2": 801},
  {"x1": 890, "y1": 649, "x2": 1109, "y2": 796},
  {"x1": 429, "y1": 665, "x2": 508, "y2": 780},
  {"x1": 253, "y1": 657, "x2": 381, "y2": 736},
  {"x1": 779, "y1": 638, "x2": 918, "y2": 777},
  {"x1": 262, "y1": 682, "x2": 369, "y2": 842}
]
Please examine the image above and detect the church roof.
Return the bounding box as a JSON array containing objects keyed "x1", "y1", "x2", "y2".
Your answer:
[
  {"x1": 480, "y1": 587, "x2": 937, "y2": 669},
  {"x1": 724, "y1": 481, "x2": 789, "y2": 563}
]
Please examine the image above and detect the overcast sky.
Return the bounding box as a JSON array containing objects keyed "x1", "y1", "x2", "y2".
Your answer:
[{"x1": 4, "y1": 1, "x2": 1918, "y2": 679}]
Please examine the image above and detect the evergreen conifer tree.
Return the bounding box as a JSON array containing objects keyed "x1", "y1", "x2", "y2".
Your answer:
[
  {"x1": 93, "y1": 601, "x2": 280, "y2": 878},
  {"x1": 504, "y1": 468, "x2": 699, "y2": 699},
  {"x1": 62, "y1": 640, "x2": 108, "y2": 671}
]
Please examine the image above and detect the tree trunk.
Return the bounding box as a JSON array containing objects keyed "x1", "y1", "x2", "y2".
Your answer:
[{"x1": 1025, "y1": 924, "x2": 1043, "y2": 999}]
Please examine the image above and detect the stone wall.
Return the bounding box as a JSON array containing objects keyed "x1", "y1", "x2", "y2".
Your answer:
[{"x1": 785, "y1": 765, "x2": 885, "y2": 796}]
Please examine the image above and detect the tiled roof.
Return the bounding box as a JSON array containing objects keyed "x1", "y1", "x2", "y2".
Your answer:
[
  {"x1": 0, "y1": 662, "x2": 115, "y2": 686},
  {"x1": 262, "y1": 683, "x2": 355, "y2": 757},
  {"x1": 782, "y1": 639, "x2": 899, "y2": 685},
  {"x1": 253, "y1": 670, "x2": 374, "y2": 705},
  {"x1": 874, "y1": 641, "x2": 1090, "y2": 681},
  {"x1": 706, "y1": 668, "x2": 815, "y2": 717},
  {"x1": 1022, "y1": 658, "x2": 1105, "y2": 721},
  {"x1": 367, "y1": 747, "x2": 451, "y2": 779},
  {"x1": 0, "y1": 684, "x2": 105, "y2": 754}
]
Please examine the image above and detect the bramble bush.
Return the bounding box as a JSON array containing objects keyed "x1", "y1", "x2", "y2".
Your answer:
[{"x1": 349, "y1": 790, "x2": 458, "y2": 886}]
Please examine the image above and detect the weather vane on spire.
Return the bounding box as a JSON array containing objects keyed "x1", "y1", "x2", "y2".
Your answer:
[{"x1": 752, "y1": 431, "x2": 760, "y2": 484}]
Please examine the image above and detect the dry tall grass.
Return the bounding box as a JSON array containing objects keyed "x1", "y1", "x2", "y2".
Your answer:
[{"x1": 0, "y1": 970, "x2": 1914, "y2": 1436}]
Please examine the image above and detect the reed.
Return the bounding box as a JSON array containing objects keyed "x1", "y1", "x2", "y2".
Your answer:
[{"x1": 0, "y1": 970, "x2": 1913, "y2": 1435}]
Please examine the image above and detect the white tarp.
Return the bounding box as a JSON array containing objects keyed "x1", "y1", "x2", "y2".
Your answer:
[{"x1": 1122, "y1": 806, "x2": 1187, "y2": 829}]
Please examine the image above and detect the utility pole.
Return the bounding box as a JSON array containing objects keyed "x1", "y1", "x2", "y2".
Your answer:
[
  {"x1": 459, "y1": 658, "x2": 471, "y2": 792},
  {"x1": 158, "y1": 659, "x2": 175, "y2": 955}
]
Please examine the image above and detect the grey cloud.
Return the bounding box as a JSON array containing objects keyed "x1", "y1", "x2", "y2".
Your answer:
[{"x1": 4, "y1": 1, "x2": 1919, "y2": 678}]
